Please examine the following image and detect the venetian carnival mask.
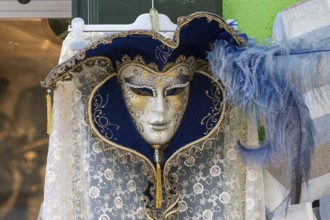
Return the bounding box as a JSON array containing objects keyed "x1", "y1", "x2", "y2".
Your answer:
[{"x1": 119, "y1": 64, "x2": 192, "y2": 146}]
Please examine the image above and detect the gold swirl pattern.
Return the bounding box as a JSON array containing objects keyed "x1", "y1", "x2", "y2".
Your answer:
[
  {"x1": 92, "y1": 92, "x2": 120, "y2": 140},
  {"x1": 121, "y1": 86, "x2": 146, "y2": 133},
  {"x1": 155, "y1": 44, "x2": 174, "y2": 64},
  {"x1": 201, "y1": 81, "x2": 224, "y2": 135}
]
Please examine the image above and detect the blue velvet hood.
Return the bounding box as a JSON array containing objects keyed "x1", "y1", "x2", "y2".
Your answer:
[{"x1": 43, "y1": 12, "x2": 245, "y2": 164}]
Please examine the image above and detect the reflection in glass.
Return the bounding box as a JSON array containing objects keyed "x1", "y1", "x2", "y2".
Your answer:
[
  {"x1": 73, "y1": 0, "x2": 222, "y2": 24},
  {"x1": 0, "y1": 19, "x2": 63, "y2": 220}
]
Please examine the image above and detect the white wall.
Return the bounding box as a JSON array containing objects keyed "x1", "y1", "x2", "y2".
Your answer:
[{"x1": 0, "y1": 0, "x2": 71, "y2": 18}]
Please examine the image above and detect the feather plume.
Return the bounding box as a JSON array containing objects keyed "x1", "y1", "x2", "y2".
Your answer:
[{"x1": 208, "y1": 40, "x2": 316, "y2": 205}]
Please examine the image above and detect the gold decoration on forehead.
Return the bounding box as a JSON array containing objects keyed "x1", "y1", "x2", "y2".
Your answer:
[
  {"x1": 116, "y1": 54, "x2": 206, "y2": 79},
  {"x1": 116, "y1": 55, "x2": 159, "y2": 73}
]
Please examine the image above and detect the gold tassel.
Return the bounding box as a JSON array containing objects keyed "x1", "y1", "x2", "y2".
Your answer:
[
  {"x1": 46, "y1": 90, "x2": 52, "y2": 135},
  {"x1": 155, "y1": 162, "x2": 163, "y2": 209}
]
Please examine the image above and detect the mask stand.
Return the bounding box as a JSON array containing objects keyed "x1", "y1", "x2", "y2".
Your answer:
[{"x1": 69, "y1": 0, "x2": 177, "y2": 50}]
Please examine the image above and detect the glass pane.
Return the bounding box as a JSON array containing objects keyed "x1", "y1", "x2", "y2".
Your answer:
[
  {"x1": 74, "y1": 0, "x2": 222, "y2": 24},
  {"x1": 0, "y1": 18, "x2": 64, "y2": 220}
]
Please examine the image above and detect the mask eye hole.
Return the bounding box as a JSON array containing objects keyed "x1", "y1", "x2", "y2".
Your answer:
[
  {"x1": 165, "y1": 87, "x2": 185, "y2": 96},
  {"x1": 164, "y1": 82, "x2": 189, "y2": 97},
  {"x1": 123, "y1": 77, "x2": 156, "y2": 97},
  {"x1": 129, "y1": 87, "x2": 154, "y2": 96}
]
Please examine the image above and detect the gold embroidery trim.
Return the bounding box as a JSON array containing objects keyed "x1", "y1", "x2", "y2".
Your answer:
[{"x1": 163, "y1": 195, "x2": 180, "y2": 219}]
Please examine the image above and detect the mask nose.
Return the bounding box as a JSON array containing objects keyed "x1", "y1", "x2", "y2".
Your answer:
[{"x1": 150, "y1": 91, "x2": 169, "y2": 120}]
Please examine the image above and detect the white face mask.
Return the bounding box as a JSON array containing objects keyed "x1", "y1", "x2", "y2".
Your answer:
[{"x1": 119, "y1": 64, "x2": 191, "y2": 146}]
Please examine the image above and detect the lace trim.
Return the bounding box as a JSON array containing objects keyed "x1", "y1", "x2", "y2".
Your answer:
[{"x1": 41, "y1": 57, "x2": 114, "y2": 89}]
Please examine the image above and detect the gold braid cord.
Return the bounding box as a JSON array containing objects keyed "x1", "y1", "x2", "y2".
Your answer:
[
  {"x1": 46, "y1": 91, "x2": 52, "y2": 135},
  {"x1": 155, "y1": 162, "x2": 163, "y2": 208}
]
